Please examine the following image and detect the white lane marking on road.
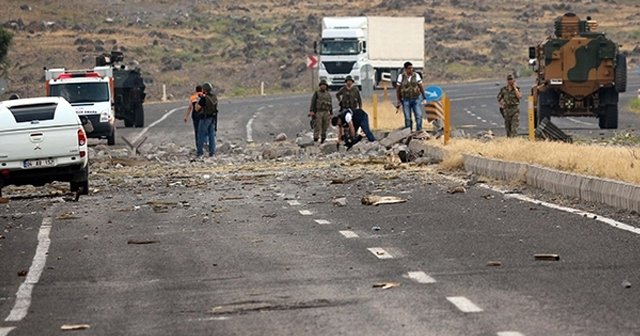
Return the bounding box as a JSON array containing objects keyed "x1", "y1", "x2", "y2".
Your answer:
[
  {"x1": 406, "y1": 271, "x2": 436, "y2": 284},
  {"x1": 497, "y1": 332, "x2": 525, "y2": 336},
  {"x1": 132, "y1": 106, "x2": 182, "y2": 144},
  {"x1": 299, "y1": 210, "x2": 313, "y2": 216},
  {"x1": 491, "y1": 122, "x2": 499, "y2": 126},
  {"x1": 367, "y1": 247, "x2": 394, "y2": 259},
  {"x1": 0, "y1": 327, "x2": 15, "y2": 336},
  {"x1": 287, "y1": 200, "x2": 301, "y2": 206},
  {"x1": 339, "y1": 230, "x2": 359, "y2": 238},
  {"x1": 446, "y1": 296, "x2": 483, "y2": 313},
  {"x1": 566, "y1": 117, "x2": 595, "y2": 126},
  {"x1": 246, "y1": 106, "x2": 266, "y2": 143},
  {"x1": 481, "y1": 104, "x2": 487, "y2": 107},
  {"x1": 476, "y1": 116, "x2": 482, "y2": 120},
  {"x1": 481, "y1": 119, "x2": 487, "y2": 123},
  {"x1": 504, "y1": 193, "x2": 640, "y2": 235},
  {"x1": 5, "y1": 217, "x2": 53, "y2": 322},
  {"x1": 314, "y1": 219, "x2": 331, "y2": 225}
]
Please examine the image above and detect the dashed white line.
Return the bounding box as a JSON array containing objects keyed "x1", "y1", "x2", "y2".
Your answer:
[
  {"x1": 246, "y1": 106, "x2": 266, "y2": 143},
  {"x1": 314, "y1": 219, "x2": 331, "y2": 225},
  {"x1": 491, "y1": 122, "x2": 499, "y2": 126},
  {"x1": 481, "y1": 119, "x2": 487, "y2": 123},
  {"x1": 367, "y1": 247, "x2": 394, "y2": 259},
  {"x1": 339, "y1": 230, "x2": 359, "y2": 238},
  {"x1": 299, "y1": 210, "x2": 313, "y2": 216},
  {"x1": 446, "y1": 296, "x2": 483, "y2": 313},
  {"x1": 406, "y1": 271, "x2": 436, "y2": 284},
  {"x1": 497, "y1": 332, "x2": 525, "y2": 336},
  {"x1": 0, "y1": 327, "x2": 15, "y2": 336},
  {"x1": 5, "y1": 217, "x2": 53, "y2": 322},
  {"x1": 476, "y1": 116, "x2": 482, "y2": 120},
  {"x1": 287, "y1": 200, "x2": 301, "y2": 206},
  {"x1": 566, "y1": 117, "x2": 594, "y2": 126}
]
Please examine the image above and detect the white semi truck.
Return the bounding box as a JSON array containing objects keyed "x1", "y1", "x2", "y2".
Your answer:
[{"x1": 317, "y1": 16, "x2": 425, "y2": 89}]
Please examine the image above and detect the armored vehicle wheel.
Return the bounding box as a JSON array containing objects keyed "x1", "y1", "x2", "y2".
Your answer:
[
  {"x1": 124, "y1": 118, "x2": 133, "y2": 128},
  {"x1": 107, "y1": 127, "x2": 116, "y2": 146},
  {"x1": 615, "y1": 54, "x2": 627, "y2": 93},
  {"x1": 601, "y1": 104, "x2": 618, "y2": 129},
  {"x1": 134, "y1": 103, "x2": 144, "y2": 128}
]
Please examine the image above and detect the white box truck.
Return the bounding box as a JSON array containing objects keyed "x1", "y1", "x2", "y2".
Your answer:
[{"x1": 317, "y1": 16, "x2": 425, "y2": 89}]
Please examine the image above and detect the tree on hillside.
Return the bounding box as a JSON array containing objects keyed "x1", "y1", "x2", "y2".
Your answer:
[{"x1": 0, "y1": 27, "x2": 13, "y2": 76}]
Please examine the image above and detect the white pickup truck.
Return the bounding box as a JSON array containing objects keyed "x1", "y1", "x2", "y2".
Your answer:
[{"x1": 0, "y1": 97, "x2": 89, "y2": 197}]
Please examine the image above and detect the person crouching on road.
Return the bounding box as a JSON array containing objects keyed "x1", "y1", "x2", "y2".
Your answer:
[
  {"x1": 183, "y1": 85, "x2": 203, "y2": 149},
  {"x1": 308, "y1": 79, "x2": 333, "y2": 144},
  {"x1": 497, "y1": 74, "x2": 522, "y2": 137},
  {"x1": 336, "y1": 75, "x2": 362, "y2": 111},
  {"x1": 194, "y1": 82, "x2": 218, "y2": 158},
  {"x1": 331, "y1": 108, "x2": 376, "y2": 150},
  {"x1": 396, "y1": 61, "x2": 428, "y2": 132}
]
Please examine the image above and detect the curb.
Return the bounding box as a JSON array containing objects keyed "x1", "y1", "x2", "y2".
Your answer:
[
  {"x1": 463, "y1": 154, "x2": 640, "y2": 213},
  {"x1": 422, "y1": 143, "x2": 640, "y2": 213}
]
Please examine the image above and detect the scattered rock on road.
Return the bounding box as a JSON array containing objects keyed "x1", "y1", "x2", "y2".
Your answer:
[
  {"x1": 61, "y1": 324, "x2": 91, "y2": 331},
  {"x1": 332, "y1": 197, "x2": 347, "y2": 207},
  {"x1": 361, "y1": 195, "x2": 407, "y2": 206},
  {"x1": 275, "y1": 133, "x2": 288, "y2": 142}
]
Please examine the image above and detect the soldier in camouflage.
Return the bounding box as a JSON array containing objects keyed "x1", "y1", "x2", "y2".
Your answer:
[
  {"x1": 308, "y1": 79, "x2": 333, "y2": 143},
  {"x1": 497, "y1": 74, "x2": 522, "y2": 137},
  {"x1": 336, "y1": 75, "x2": 362, "y2": 111}
]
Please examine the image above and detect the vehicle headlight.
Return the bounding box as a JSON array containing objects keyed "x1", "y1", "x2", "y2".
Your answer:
[{"x1": 100, "y1": 111, "x2": 110, "y2": 122}]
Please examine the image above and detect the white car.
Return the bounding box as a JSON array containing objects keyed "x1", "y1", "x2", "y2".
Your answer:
[{"x1": 0, "y1": 97, "x2": 89, "y2": 197}]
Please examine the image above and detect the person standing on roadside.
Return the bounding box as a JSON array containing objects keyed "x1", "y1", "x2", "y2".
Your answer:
[
  {"x1": 497, "y1": 74, "x2": 522, "y2": 137},
  {"x1": 194, "y1": 82, "x2": 218, "y2": 158},
  {"x1": 336, "y1": 75, "x2": 362, "y2": 111},
  {"x1": 396, "y1": 61, "x2": 427, "y2": 131},
  {"x1": 308, "y1": 79, "x2": 333, "y2": 143},
  {"x1": 183, "y1": 85, "x2": 203, "y2": 148}
]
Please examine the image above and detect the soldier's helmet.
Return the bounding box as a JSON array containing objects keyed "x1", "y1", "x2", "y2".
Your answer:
[
  {"x1": 319, "y1": 79, "x2": 328, "y2": 87},
  {"x1": 202, "y1": 82, "x2": 213, "y2": 92},
  {"x1": 345, "y1": 75, "x2": 354, "y2": 82}
]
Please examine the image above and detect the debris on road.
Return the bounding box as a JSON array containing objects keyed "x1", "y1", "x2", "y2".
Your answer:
[
  {"x1": 219, "y1": 196, "x2": 245, "y2": 201},
  {"x1": 447, "y1": 186, "x2": 467, "y2": 194},
  {"x1": 56, "y1": 212, "x2": 81, "y2": 220},
  {"x1": 372, "y1": 226, "x2": 381, "y2": 231},
  {"x1": 534, "y1": 254, "x2": 560, "y2": 261},
  {"x1": 61, "y1": 324, "x2": 90, "y2": 331},
  {"x1": 262, "y1": 213, "x2": 277, "y2": 218},
  {"x1": 482, "y1": 194, "x2": 495, "y2": 200},
  {"x1": 0, "y1": 197, "x2": 9, "y2": 204},
  {"x1": 0, "y1": 235, "x2": 5, "y2": 239},
  {"x1": 384, "y1": 153, "x2": 402, "y2": 170},
  {"x1": 486, "y1": 261, "x2": 502, "y2": 267},
  {"x1": 361, "y1": 195, "x2": 407, "y2": 206},
  {"x1": 372, "y1": 282, "x2": 400, "y2": 290},
  {"x1": 17, "y1": 269, "x2": 28, "y2": 277},
  {"x1": 147, "y1": 200, "x2": 178, "y2": 213},
  {"x1": 275, "y1": 133, "x2": 288, "y2": 142},
  {"x1": 127, "y1": 239, "x2": 160, "y2": 245},
  {"x1": 622, "y1": 280, "x2": 632, "y2": 289},
  {"x1": 330, "y1": 176, "x2": 361, "y2": 184},
  {"x1": 332, "y1": 197, "x2": 347, "y2": 207}
]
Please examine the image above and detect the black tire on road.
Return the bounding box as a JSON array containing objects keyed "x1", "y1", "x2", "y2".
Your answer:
[
  {"x1": 134, "y1": 103, "x2": 144, "y2": 128},
  {"x1": 602, "y1": 104, "x2": 618, "y2": 129},
  {"x1": 124, "y1": 117, "x2": 133, "y2": 128},
  {"x1": 615, "y1": 54, "x2": 627, "y2": 93},
  {"x1": 70, "y1": 166, "x2": 89, "y2": 195}
]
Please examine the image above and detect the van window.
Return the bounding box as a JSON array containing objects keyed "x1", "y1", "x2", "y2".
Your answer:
[
  {"x1": 49, "y1": 82, "x2": 109, "y2": 104},
  {"x1": 8, "y1": 103, "x2": 57, "y2": 122}
]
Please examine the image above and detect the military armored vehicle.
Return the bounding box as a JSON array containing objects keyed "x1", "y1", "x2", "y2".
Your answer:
[
  {"x1": 529, "y1": 13, "x2": 627, "y2": 129},
  {"x1": 96, "y1": 51, "x2": 146, "y2": 127}
]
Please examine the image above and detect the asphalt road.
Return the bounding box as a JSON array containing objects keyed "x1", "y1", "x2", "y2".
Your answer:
[{"x1": 1, "y1": 75, "x2": 640, "y2": 336}]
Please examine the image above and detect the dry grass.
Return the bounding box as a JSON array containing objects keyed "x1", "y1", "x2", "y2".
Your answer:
[
  {"x1": 362, "y1": 93, "x2": 437, "y2": 131},
  {"x1": 433, "y1": 138, "x2": 640, "y2": 185},
  {"x1": 630, "y1": 98, "x2": 640, "y2": 114}
]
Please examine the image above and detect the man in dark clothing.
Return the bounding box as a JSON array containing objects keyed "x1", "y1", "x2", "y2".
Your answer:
[
  {"x1": 194, "y1": 82, "x2": 218, "y2": 157},
  {"x1": 183, "y1": 85, "x2": 203, "y2": 148},
  {"x1": 331, "y1": 108, "x2": 376, "y2": 149}
]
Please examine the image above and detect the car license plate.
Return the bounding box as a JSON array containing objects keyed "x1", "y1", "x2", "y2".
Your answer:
[{"x1": 23, "y1": 158, "x2": 55, "y2": 169}]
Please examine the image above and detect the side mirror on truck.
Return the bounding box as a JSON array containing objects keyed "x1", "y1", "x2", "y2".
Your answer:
[
  {"x1": 313, "y1": 41, "x2": 317, "y2": 54},
  {"x1": 528, "y1": 47, "x2": 536, "y2": 60}
]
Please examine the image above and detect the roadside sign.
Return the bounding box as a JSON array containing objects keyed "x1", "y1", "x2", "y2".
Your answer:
[
  {"x1": 424, "y1": 85, "x2": 443, "y2": 102},
  {"x1": 306, "y1": 55, "x2": 318, "y2": 69}
]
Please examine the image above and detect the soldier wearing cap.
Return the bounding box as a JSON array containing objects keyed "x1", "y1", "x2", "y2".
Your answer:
[
  {"x1": 336, "y1": 75, "x2": 362, "y2": 111},
  {"x1": 308, "y1": 79, "x2": 333, "y2": 143},
  {"x1": 497, "y1": 74, "x2": 522, "y2": 137}
]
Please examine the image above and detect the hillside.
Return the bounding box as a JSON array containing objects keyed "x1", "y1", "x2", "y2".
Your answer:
[{"x1": 1, "y1": 0, "x2": 639, "y2": 101}]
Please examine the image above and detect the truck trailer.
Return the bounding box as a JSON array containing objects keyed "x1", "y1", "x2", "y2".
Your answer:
[{"x1": 317, "y1": 16, "x2": 425, "y2": 90}]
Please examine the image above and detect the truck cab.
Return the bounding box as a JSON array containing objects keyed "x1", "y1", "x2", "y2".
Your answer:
[
  {"x1": 45, "y1": 67, "x2": 116, "y2": 145},
  {"x1": 318, "y1": 17, "x2": 368, "y2": 90}
]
